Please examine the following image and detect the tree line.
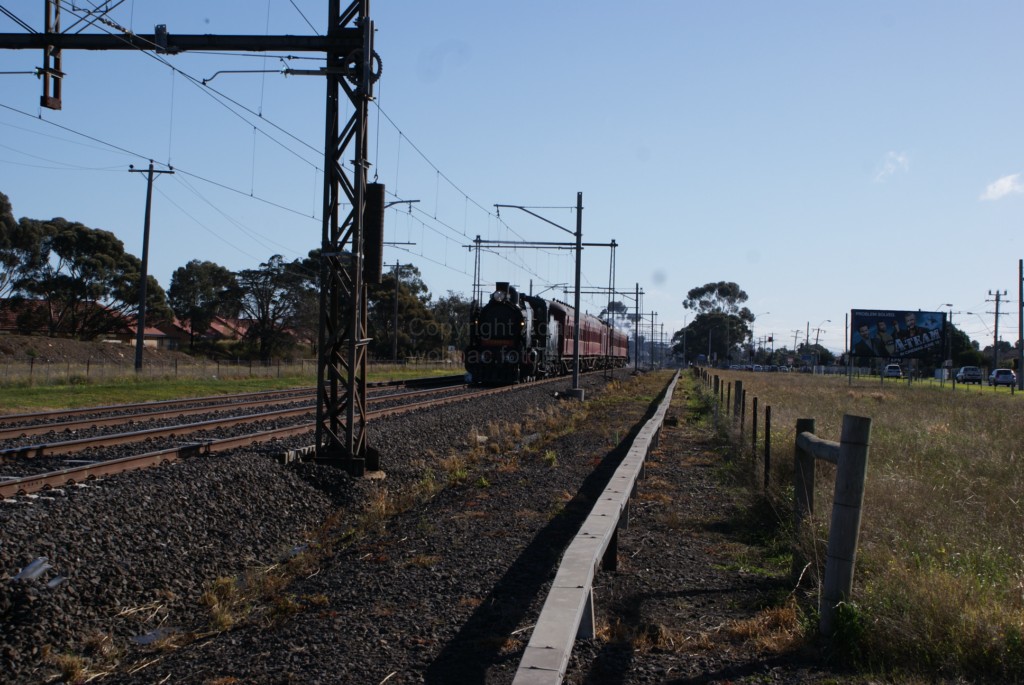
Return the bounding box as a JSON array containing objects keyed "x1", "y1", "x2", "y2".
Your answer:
[
  {"x1": 667, "y1": 280, "x2": 990, "y2": 371},
  {"x1": 0, "y1": 191, "x2": 472, "y2": 361}
]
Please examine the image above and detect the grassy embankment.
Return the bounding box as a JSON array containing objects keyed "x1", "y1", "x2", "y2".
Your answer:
[
  {"x1": 0, "y1": 363, "x2": 460, "y2": 413},
  {"x1": 706, "y1": 369, "x2": 1024, "y2": 681}
]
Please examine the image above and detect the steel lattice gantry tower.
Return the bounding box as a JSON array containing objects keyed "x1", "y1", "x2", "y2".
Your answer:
[
  {"x1": 315, "y1": 0, "x2": 380, "y2": 475},
  {"x1": 0, "y1": 0, "x2": 379, "y2": 474}
]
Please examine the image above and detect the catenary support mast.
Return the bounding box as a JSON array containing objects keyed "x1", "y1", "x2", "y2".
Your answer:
[{"x1": 0, "y1": 0, "x2": 377, "y2": 475}]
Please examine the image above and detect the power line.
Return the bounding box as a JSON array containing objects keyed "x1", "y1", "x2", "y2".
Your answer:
[
  {"x1": 0, "y1": 99, "x2": 327, "y2": 222},
  {"x1": 0, "y1": 5, "x2": 36, "y2": 33},
  {"x1": 2, "y1": 9, "x2": 606, "y2": 303},
  {"x1": 50, "y1": 2, "x2": 325, "y2": 165},
  {"x1": 0, "y1": 100, "x2": 147, "y2": 159},
  {"x1": 286, "y1": 0, "x2": 320, "y2": 36}
]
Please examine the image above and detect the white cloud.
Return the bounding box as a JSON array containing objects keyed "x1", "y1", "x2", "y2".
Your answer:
[
  {"x1": 980, "y1": 173, "x2": 1024, "y2": 201},
  {"x1": 873, "y1": 151, "x2": 909, "y2": 182}
]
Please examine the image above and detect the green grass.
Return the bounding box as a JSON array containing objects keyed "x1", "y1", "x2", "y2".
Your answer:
[
  {"x1": 0, "y1": 365, "x2": 462, "y2": 414},
  {"x1": 701, "y1": 369, "x2": 1024, "y2": 681},
  {"x1": 0, "y1": 376, "x2": 313, "y2": 413}
]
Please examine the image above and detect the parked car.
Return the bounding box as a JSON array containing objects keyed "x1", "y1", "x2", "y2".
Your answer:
[
  {"x1": 955, "y1": 366, "x2": 983, "y2": 384},
  {"x1": 989, "y1": 368, "x2": 1016, "y2": 387},
  {"x1": 882, "y1": 364, "x2": 903, "y2": 379}
]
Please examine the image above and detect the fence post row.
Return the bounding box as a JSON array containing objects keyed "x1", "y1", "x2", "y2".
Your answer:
[{"x1": 793, "y1": 414, "x2": 871, "y2": 637}]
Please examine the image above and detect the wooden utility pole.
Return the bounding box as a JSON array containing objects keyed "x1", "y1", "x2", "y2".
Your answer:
[
  {"x1": 128, "y1": 161, "x2": 173, "y2": 372},
  {"x1": 0, "y1": 0, "x2": 378, "y2": 475}
]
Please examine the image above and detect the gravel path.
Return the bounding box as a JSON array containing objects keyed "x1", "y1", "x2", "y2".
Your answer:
[{"x1": 2, "y1": 371, "x2": 844, "y2": 684}]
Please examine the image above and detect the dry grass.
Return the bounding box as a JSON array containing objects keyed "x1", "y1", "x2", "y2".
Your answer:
[
  {"x1": 704, "y1": 369, "x2": 1024, "y2": 679},
  {"x1": 725, "y1": 597, "x2": 804, "y2": 652},
  {"x1": 45, "y1": 651, "x2": 88, "y2": 683},
  {"x1": 603, "y1": 617, "x2": 689, "y2": 654},
  {"x1": 458, "y1": 596, "x2": 484, "y2": 609},
  {"x1": 408, "y1": 553, "x2": 442, "y2": 568},
  {"x1": 637, "y1": 475, "x2": 673, "y2": 505}
]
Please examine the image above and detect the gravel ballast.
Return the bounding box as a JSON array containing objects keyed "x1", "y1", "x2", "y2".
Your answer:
[{"x1": 2, "y1": 371, "x2": 842, "y2": 684}]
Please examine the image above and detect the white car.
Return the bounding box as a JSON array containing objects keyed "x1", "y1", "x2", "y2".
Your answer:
[{"x1": 882, "y1": 364, "x2": 902, "y2": 379}]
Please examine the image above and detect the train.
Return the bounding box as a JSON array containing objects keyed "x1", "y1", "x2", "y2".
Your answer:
[{"x1": 465, "y1": 282, "x2": 629, "y2": 384}]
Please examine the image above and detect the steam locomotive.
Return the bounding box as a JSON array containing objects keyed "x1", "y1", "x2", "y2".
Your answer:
[{"x1": 465, "y1": 282, "x2": 629, "y2": 384}]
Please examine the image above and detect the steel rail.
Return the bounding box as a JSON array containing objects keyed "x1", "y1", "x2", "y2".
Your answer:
[
  {"x1": 0, "y1": 381, "x2": 468, "y2": 443},
  {"x1": 0, "y1": 380, "x2": 553, "y2": 498},
  {"x1": 0, "y1": 387, "x2": 315, "y2": 427},
  {"x1": 0, "y1": 374, "x2": 466, "y2": 429},
  {"x1": 0, "y1": 404, "x2": 317, "y2": 460},
  {"x1": 0, "y1": 395, "x2": 313, "y2": 440}
]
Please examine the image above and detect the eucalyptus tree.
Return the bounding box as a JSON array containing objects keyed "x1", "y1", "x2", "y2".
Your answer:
[
  {"x1": 15, "y1": 216, "x2": 170, "y2": 338},
  {"x1": 234, "y1": 255, "x2": 314, "y2": 360},
  {"x1": 168, "y1": 259, "x2": 241, "y2": 349},
  {"x1": 674, "y1": 281, "x2": 756, "y2": 364}
]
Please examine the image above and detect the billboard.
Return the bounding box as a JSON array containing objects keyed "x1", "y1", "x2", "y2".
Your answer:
[{"x1": 850, "y1": 309, "x2": 946, "y2": 360}]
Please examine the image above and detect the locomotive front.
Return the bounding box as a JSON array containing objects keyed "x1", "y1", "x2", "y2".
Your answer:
[{"x1": 465, "y1": 283, "x2": 533, "y2": 384}]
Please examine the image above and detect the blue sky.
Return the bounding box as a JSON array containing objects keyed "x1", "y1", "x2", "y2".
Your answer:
[{"x1": 2, "y1": 1, "x2": 1023, "y2": 355}]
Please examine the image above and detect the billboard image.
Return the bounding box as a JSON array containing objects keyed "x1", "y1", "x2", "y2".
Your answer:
[{"x1": 850, "y1": 309, "x2": 946, "y2": 360}]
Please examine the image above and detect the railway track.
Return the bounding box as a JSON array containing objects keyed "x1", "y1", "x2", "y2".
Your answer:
[
  {"x1": 1, "y1": 367, "x2": 679, "y2": 684},
  {"x1": 0, "y1": 375, "x2": 547, "y2": 497},
  {"x1": 0, "y1": 374, "x2": 465, "y2": 435}
]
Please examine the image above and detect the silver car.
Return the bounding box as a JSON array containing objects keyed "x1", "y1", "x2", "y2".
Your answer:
[
  {"x1": 989, "y1": 369, "x2": 1016, "y2": 387},
  {"x1": 955, "y1": 366, "x2": 983, "y2": 384}
]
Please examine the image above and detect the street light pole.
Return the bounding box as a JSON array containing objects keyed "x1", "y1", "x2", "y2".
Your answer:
[
  {"x1": 990, "y1": 289, "x2": 1007, "y2": 372},
  {"x1": 936, "y1": 303, "x2": 953, "y2": 378},
  {"x1": 814, "y1": 319, "x2": 831, "y2": 346}
]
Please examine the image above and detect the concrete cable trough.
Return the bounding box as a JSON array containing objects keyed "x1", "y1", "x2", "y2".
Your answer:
[{"x1": 513, "y1": 370, "x2": 680, "y2": 684}]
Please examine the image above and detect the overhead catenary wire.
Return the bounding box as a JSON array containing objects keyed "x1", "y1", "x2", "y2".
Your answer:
[
  {"x1": 0, "y1": 99, "x2": 329, "y2": 222},
  {"x1": 51, "y1": 2, "x2": 325, "y2": 167},
  {"x1": 0, "y1": 5, "x2": 37, "y2": 33},
  {"x1": 286, "y1": 0, "x2": 321, "y2": 36},
  {"x1": 5, "y1": 5, "x2": 610, "y2": 301},
  {"x1": 153, "y1": 184, "x2": 267, "y2": 264}
]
